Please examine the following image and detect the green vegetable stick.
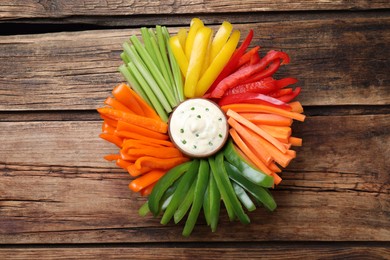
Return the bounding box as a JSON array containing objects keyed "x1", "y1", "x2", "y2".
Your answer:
[
  {"x1": 118, "y1": 64, "x2": 151, "y2": 106},
  {"x1": 208, "y1": 156, "x2": 235, "y2": 221},
  {"x1": 147, "y1": 29, "x2": 168, "y2": 85},
  {"x1": 232, "y1": 182, "x2": 256, "y2": 212},
  {"x1": 138, "y1": 201, "x2": 150, "y2": 217},
  {"x1": 130, "y1": 35, "x2": 177, "y2": 108},
  {"x1": 163, "y1": 26, "x2": 185, "y2": 102},
  {"x1": 182, "y1": 159, "x2": 210, "y2": 236},
  {"x1": 209, "y1": 169, "x2": 221, "y2": 232},
  {"x1": 161, "y1": 160, "x2": 199, "y2": 225},
  {"x1": 156, "y1": 26, "x2": 176, "y2": 93},
  {"x1": 148, "y1": 162, "x2": 191, "y2": 216},
  {"x1": 203, "y1": 184, "x2": 211, "y2": 226},
  {"x1": 141, "y1": 27, "x2": 159, "y2": 67},
  {"x1": 174, "y1": 179, "x2": 196, "y2": 224},
  {"x1": 120, "y1": 52, "x2": 130, "y2": 64}
]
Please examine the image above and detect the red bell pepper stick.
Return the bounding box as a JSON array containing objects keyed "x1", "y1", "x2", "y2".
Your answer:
[
  {"x1": 241, "y1": 59, "x2": 279, "y2": 85},
  {"x1": 210, "y1": 50, "x2": 290, "y2": 98},
  {"x1": 237, "y1": 46, "x2": 260, "y2": 67},
  {"x1": 275, "y1": 77, "x2": 298, "y2": 89},
  {"x1": 223, "y1": 77, "x2": 277, "y2": 96},
  {"x1": 277, "y1": 87, "x2": 302, "y2": 102},
  {"x1": 218, "y1": 92, "x2": 292, "y2": 110},
  {"x1": 268, "y1": 88, "x2": 293, "y2": 98},
  {"x1": 204, "y1": 29, "x2": 254, "y2": 96}
]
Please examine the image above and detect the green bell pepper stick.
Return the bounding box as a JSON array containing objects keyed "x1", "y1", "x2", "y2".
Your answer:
[
  {"x1": 224, "y1": 140, "x2": 274, "y2": 188},
  {"x1": 232, "y1": 182, "x2": 256, "y2": 212},
  {"x1": 160, "y1": 160, "x2": 200, "y2": 225},
  {"x1": 148, "y1": 161, "x2": 192, "y2": 216},
  {"x1": 138, "y1": 201, "x2": 150, "y2": 217},
  {"x1": 215, "y1": 152, "x2": 250, "y2": 224},
  {"x1": 174, "y1": 178, "x2": 196, "y2": 224},
  {"x1": 183, "y1": 159, "x2": 210, "y2": 237},
  {"x1": 209, "y1": 170, "x2": 221, "y2": 232},
  {"x1": 208, "y1": 156, "x2": 235, "y2": 221},
  {"x1": 224, "y1": 161, "x2": 277, "y2": 211},
  {"x1": 203, "y1": 184, "x2": 210, "y2": 226}
]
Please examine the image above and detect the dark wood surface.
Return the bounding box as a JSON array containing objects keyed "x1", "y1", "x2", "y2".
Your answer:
[{"x1": 0, "y1": 1, "x2": 389, "y2": 259}]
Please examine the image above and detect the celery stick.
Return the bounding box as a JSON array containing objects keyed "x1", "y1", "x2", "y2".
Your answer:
[
  {"x1": 120, "y1": 52, "x2": 130, "y2": 64},
  {"x1": 145, "y1": 28, "x2": 165, "y2": 77},
  {"x1": 163, "y1": 26, "x2": 185, "y2": 102},
  {"x1": 141, "y1": 27, "x2": 159, "y2": 68},
  {"x1": 156, "y1": 26, "x2": 176, "y2": 97},
  {"x1": 123, "y1": 42, "x2": 171, "y2": 113},
  {"x1": 130, "y1": 35, "x2": 177, "y2": 108},
  {"x1": 127, "y1": 61, "x2": 168, "y2": 122},
  {"x1": 118, "y1": 64, "x2": 151, "y2": 106}
]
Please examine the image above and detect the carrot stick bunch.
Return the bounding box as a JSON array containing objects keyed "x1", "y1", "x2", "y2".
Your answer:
[{"x1": 98, "y1": 83, "x2": 189, "y2": 196}]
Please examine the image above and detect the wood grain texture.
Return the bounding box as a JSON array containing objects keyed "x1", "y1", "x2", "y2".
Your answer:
[
  {"x1": 1, "y1": 15, "x2": 389, "y2": 111},
  {"x1": 0, "y1": 114, "x2": 388, "y2": 243},
  {"x1": 1, "y1": 0, "x2": 390, "y2": 20},
  {"x1": 0, "y1": 245, "x2": 389, "y2": 259}
]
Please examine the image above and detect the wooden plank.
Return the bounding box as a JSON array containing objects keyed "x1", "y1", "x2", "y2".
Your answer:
[
  {"x1": 0, "y1": 245, "x2": 389, "y2": 259},
  {"x1": 1, "y1": 1, "x2": 390, "y2": 20},
  {"x1": 1, "y1": 15, "x2": 389, "y2": 111},
  {"x1": 0, "y1": 114, "x2": 388, "y2": 243}
]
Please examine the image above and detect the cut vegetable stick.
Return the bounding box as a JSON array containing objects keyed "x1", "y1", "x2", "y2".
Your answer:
[
  {"x1": 126, "y1": 147, "x2": 183, "y2": 159},
  {"x1": 116, "y1": 120, "x2": 169, "y2": 140},
  {"x1": 289, "y1": 101, "x2": 304, "y2": 113},
  {"x1": 243, "y1": 126, "x2": 294, "y2": 168},
  {"x1": 222, "y1": 103, "x2": 306, "y2": 122},
  {"x1": 99, "y1": 133, "x2": 123, "y2": 148},
  {"x1": 139, "y1": 181, "x2": 157, "y2": 196},
  {"x1": 229, "y1": 128, "x2": 274, "y2": 176},
  {"x1": 120, "y1": 150, "x2": 139, "y2": 162},
  {"x1": 97, "y1": 107, "x2": 168, "y2": 133},
  {"x1": 121, "y1": 139, "x2": 164, "y2": 149},
  {"x1": 135, "y1": 156, "x2": 189, "y2": 170},
  {"x1": 227, "y1": 118, "x2": 272, "y2": 165},
  {"x1": 104, "y1": 97, "x2": 135, "y2": 114},
  {"x1": 122, "y1": 134, "x2": 174, "y2": 147},
  {"x1": 227, "y1": 109, "x2": 287, "y2": 153},
  {"x1": 271, "y1": 172, "x2": 282, "y2": 185},
  {"x1": 289, "y1": 136, "x2": 303, "y2": 146},
  {"x1": 240, "y1": 113, "x2": 292, "y2": 126},
  {"x1": 104, "y1": 154, "x2": 121, "y2": 162},
  {"x1": 127, "y1": 164, "x2": 153, "y2": 177},
  {"x1": 102, "y1": 122, "x2": 116, "y2": 135},
  {"x1": 258, "y1": 124, "x2": 291, "y2": 143},
  {"x1": 112, "y1": 83, "x2": 145, "y2": 116},
  {"x1": 116, "y1": 158, "x2": 133, "y2": 170},
  {"x1": 126, "y1": 82, "x2": 161, "y2": 121},
  {"x1": 269, "y1": 162, "x2": 281, "y2": 173},
  {"x1": 129, "y1": 170, "x2": 166, "y2": 192},
  {"x1": 99, "y1": 114, "x2": 118, "y2": 128}
]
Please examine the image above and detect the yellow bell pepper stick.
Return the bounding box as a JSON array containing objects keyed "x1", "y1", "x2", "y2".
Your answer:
[
  {"x1": 195, "y1": 30, "x2": 240, "y2": 97},
  {"x1": 184, "y1": 27, "x2": 212, "y2": 98},
  {"x1": 169, "y1": 35, "x2": 189, "y2": 77},
  {"x1": 185, "y1": 18, "x2": 204, "y2": 60},
  {"x1": 210, "y1": 21, "x2": 233, "y2": 62},
  {"x1": 177, "y1": 28, "x2": 187, "y2": 50}
]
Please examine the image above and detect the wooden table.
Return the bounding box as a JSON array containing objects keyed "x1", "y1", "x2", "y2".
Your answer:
[{"x1": 1, "y1": 1, "x2": 389, "y2": 259}]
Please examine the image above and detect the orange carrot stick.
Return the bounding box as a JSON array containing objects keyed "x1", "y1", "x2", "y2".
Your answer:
[
  {"x1": 121, "y1": 139, "x2": 166, "y2": 149},
  {"x1": 271, "y1": 172, "x2": 282, "y2": 185},
  {"x1": 122, "y1": 134, "x2": 174, "y2": 147},
  {"x1": 139, "y1": 181, "x2": 157, "y2": 196},
  {"x1": 227, "y1": 109, "x2": 287, "y2": 153},
  {"x1": 127, "y1": 147, "x2": 183, "y2": 159},
  {"x1": 229, "y1": 128, "x2": 274, "y2": 176},
  {"x1": 289, "y1": 101, "x2": 304, "y2": 113},
  {"x1": 120, "y1": 150, "x2": 139, "y2": 162},
  {"x1": 227, "y1": 118, "x2": 272, "y2": 165},
  {"x1": 127, "y1": 164, "x2": 153, "y2": 177},
  {"x1": 258, "y1": 124, "x2": 291, "y2": 143},
  {"x1": 97, "y1": 107, "x2": 168, "y2": 133},
  {"x1": 240, "y1": 113, "x2": 292, "y2": 126},
  {"x1": 99, "y1": 133, "x2": 123, "y2": 148},
  {"x1": 104, "y1": 154, "x2": 121, "y2": 161},
  {"x1": 112, "y1": 83, "x2": 145, "y2": 116},
  {"x1": 99, "y1": 114, "x2": 118, "y2": 128},
  {"x1": 104, "y1": 97, "x2": 135, "y2": 114},
  {"x1": 116, "y1": 120, "x2": 169, "y2": 140},
  {"x1": 222, "y1": 103, "x2": 306, "y2": 122},
  {"x1": 126, "y1": 84, "x2": 161, "y2": 121},
  {"x1": 129, "y1": 170, "x2": 166, "y2": 192},
  {"x1": 289, "y1": 136, "x2": 302, "y2": 146},
  {"x1": 102, "y1": 122, "x2": 116, "y2": 135},
  {"x1": 135, "y1": 156, "x2": 189, "y2": 170},
  {"x1": 116, "y1": 158, "x2": 133, "y2": 170}
]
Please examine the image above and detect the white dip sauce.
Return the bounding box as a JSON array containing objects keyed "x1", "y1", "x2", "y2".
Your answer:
[{"x1": 169, "y1": 98, "x2": 228, "y2": 158}]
